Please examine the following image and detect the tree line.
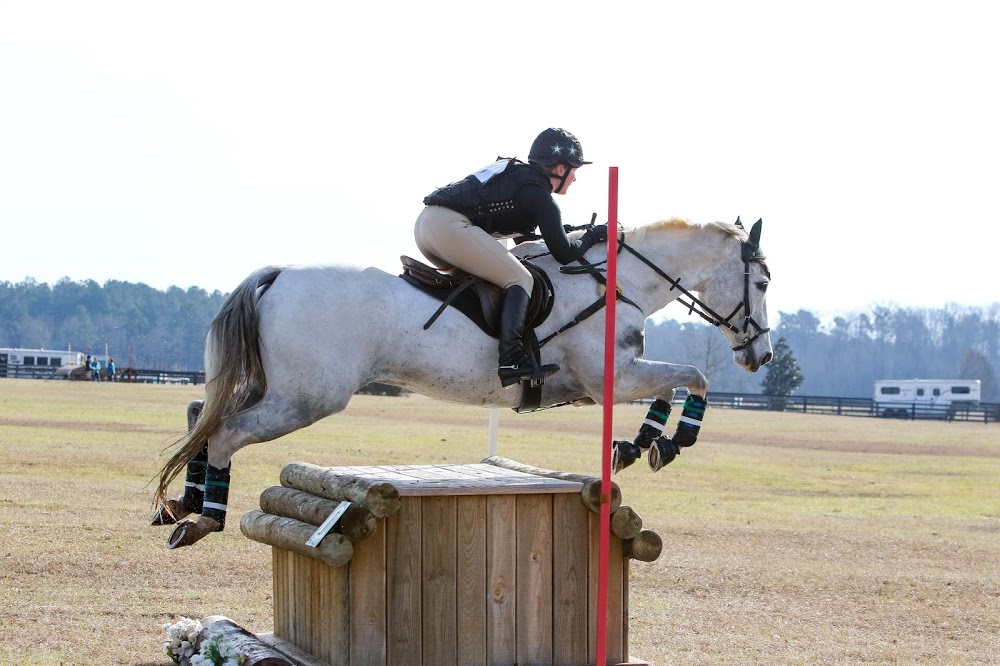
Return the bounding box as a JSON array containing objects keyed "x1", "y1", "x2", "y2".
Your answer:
[
  {"x1": 2, "y1": 277, "x2": 997, "y2": 400},
  {"x1": 645, "y1": 304, "x2": 999, "y2": 400},
  {"x1": 0, "y1": 277, "x2": 226, "y2": 371}
]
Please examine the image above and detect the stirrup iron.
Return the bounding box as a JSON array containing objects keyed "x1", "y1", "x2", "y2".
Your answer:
[{"x1": 498, "y1": 357, "x2": 558, "y2": 388}]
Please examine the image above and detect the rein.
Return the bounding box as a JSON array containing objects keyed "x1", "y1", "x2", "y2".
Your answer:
[
  {"x1": 521, "y1": 222, "x2": 770, "y2": 353},
  {"x1": 520, "y1": 231, "x2": 641, "y2": 348},
  {"x1": 618, "y1": 238, "x2": 770, "y2": 352},
  {"x1": 538, "y1": 253, "x2": 640, "y2": 347}
]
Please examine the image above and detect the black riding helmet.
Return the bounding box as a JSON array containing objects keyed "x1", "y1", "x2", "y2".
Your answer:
[{"x1": 528, "y1": 128, "x2": 592, "y2": 168}]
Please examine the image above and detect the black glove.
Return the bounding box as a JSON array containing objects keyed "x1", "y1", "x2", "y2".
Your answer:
[{"x1": 588, "y1": 223, "x2": 609, "y2": 244}]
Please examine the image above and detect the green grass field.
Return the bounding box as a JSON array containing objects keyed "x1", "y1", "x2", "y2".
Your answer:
[{"x1": 1, "y1": 378, "x2": 998, "y2": 665}]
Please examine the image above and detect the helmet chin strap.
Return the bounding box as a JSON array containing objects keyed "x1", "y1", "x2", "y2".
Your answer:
[{"x1": 550, "y1": 163, "x2": 571, "y2": 193}]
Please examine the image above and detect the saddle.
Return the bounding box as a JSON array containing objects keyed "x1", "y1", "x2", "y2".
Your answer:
[{"x1": 399, "y1": 255, "x2": 554, "y2": 337}]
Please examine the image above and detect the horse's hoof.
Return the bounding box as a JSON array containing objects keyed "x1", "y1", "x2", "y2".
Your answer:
[
  {"x1": 166, "y1": 516, "x2": 221, "y2": 549},
  {"x1": 648, "y1": 436, "x2": 680, "y2": 472},
  {"x1": 612, "y1": 440, "x2": 641, "y2": 473},
  {"x1": 150, "y1": 498, "x2": 191, "y2": 526}
]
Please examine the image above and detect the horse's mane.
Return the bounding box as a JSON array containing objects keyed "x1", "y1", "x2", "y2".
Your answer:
[{"x1": 625, "y1": 217, "x2": 747, "y2": 244}]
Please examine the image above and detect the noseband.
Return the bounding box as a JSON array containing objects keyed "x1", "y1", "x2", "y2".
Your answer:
[{"x1": 619, "y1": 238, "x2": 771, "y2": 352}]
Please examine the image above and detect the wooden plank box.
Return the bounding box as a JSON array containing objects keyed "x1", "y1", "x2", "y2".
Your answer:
[{"x1": 269, "y1": 464, "x2": 646, "y2": 666}]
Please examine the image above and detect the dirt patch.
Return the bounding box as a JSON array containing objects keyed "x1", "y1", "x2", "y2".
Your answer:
[{"x1": 0, "y1": 416, "x2": 176, "y2": 434}]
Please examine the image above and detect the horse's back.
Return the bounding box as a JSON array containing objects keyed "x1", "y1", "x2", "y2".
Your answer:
[{"x1": 254, "y1": 263, "x2": 493, "y2": 383}]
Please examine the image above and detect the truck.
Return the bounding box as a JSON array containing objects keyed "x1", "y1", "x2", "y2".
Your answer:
[{"x1": 873, "y1": 378, "x2": 981, "y2": 418}]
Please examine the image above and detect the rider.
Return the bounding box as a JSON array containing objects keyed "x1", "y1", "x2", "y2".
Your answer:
[{"x1": 415, "y1": 127, "x2": 608, "y2": 388}]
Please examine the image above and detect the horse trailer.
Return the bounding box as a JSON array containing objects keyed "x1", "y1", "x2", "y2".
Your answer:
[
  {"x1": 0, "y1": 347, "x2": 87, "y2": 378},
  {"x1": 873, "y1": 379, "x2": 981, "y2": 418}
]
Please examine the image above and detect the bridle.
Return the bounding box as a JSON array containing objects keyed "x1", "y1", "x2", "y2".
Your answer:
[
  {"x1": 524, "y1": 220, "x2": 771, "y2": 353},
  {"x1": 618, "y1": 234, "x2": 771, "y2": 353}
]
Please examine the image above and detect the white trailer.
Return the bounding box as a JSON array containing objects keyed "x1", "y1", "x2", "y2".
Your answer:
[
  {"x1": 873, "y1": 378, "x2": 981, "y2": 418},
  {"x1": 0, "y1": 347, "x2": 88, "y2": 378}
]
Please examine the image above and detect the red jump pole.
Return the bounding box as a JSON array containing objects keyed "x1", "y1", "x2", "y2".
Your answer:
[{"x1": 596, "y1": 166, "x2": 619, "y2": 666}]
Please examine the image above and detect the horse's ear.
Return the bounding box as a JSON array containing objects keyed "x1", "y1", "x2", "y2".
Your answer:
[
  {"x1": 749, "y1": 219, "x2": 762, "y2": 248},
  {"x1": 742, "y1": 218, "x2": 765, "y2": 262},
  {"x1": 734, "y1": 216, "x2": 744, "y2": 230}
]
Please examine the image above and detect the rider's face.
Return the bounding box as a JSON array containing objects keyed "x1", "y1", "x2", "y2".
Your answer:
[{"x1": 550, "y1": 165, "x2": 577, "y2": 195}]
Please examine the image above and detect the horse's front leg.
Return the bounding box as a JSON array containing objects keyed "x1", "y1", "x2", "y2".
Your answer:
[{"x1": 609, "y1": 359, "x2": 709, "y2": 473}]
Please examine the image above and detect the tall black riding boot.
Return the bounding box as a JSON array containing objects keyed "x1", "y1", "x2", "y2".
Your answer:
[{"x1": 497, "y1": 285, "x2": 559, "y2": 388}]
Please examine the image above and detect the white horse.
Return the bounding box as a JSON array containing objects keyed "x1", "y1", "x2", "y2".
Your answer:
[{"x1": 153, "y1": 217, "x2": 772, "y2": 548}]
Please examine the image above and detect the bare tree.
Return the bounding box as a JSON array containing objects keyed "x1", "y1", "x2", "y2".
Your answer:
[
  {"x1": 683, "y1": 324, "x2": 729, "y2": 381},
  {"x1": 959, "y1": 348, "x2": 999, "y2": 401}
]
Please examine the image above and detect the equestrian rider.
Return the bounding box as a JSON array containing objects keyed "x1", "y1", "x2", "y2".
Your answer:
[{"x1": 415, "y1": 127, "x2": 608, "y2": 388}]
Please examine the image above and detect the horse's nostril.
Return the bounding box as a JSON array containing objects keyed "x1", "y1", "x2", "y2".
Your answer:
[{"x1": 761, "y1": 351, "x2": 773, "y2": 365}]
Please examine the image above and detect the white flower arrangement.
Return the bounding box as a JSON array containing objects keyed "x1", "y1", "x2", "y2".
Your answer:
[
  {"x1": 190, "y1": 631, "x2": 246, "y2": 666},
  {"x1": 163, "y1": 617, "x2": 202, "y2": 664},
  {"x1": 163, "y1": 617, "x2": 246, "y2": 666}
]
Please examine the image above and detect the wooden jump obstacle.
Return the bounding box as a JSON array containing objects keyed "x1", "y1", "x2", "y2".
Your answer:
[{"x1": 208, "y1": 457, "x2": 662, "y2": 666}]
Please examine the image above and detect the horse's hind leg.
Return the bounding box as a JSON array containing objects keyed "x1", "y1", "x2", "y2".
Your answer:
[
  {"x1": 150, "y1": 444, "x2": 207, "y2": 524},
  {"x1": 166, "y1": 465, "x2": 230, "y2": 549},
  {"x1": 151, "y1": 400, "x2": 207, "y2": 525},
  {"x1": 166, "y1": 393, "x2": 344, "y2": 549}
]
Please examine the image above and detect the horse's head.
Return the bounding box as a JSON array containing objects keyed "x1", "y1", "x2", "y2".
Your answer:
[
  {"x1": 700, "y1": 218, "x2": 773, "y2": 372},
  {"x1": 613, "y1": 216, "x2": 775, "y2": 373}
]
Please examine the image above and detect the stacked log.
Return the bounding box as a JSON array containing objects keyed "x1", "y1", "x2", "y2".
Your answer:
[
  {"x1": 258, "y1": 487, "x2": 377, "y2": 542},
  {"x1": 239, "y1": 512, "x2": 354, "y2": 567},
  {"x1": 240, "y1": 464, "x2": 400, "y2": 568},
  {"x1": 240, "y1": 458, "x2": 662, "y2": 565},
  {"x1": 278, "y1": 462, "x2": 401, "y2": 517}
]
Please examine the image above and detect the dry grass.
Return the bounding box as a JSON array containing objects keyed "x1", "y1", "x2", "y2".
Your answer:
[{"x1": 1, "y1": 378, "x2": 998, "y2": 665}]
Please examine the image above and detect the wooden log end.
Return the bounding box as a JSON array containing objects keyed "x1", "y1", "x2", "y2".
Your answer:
[
  {"x1": 623, "y1": 529, "x2": 663, "y2": 562},
  {"x1": 365, "y1": 482, "x2": 401, "y2": 518},
  {"x1": 611, "y1": 504, "x2": 643, "y2": 540},
  {"x1": 339, "y1": 504, "x2": 377, "y2": 542},
  {"x1": 581, "y1": 479, "x2": 623, "y2": 514}
]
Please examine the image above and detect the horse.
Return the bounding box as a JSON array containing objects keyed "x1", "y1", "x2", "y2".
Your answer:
[{"x1": 152, "y1": 217, "x2": 772, "y2": 548}]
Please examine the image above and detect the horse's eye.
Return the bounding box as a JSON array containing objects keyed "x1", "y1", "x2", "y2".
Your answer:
[{"x1": 756, "y1": 281, "x2": 769, "y2": 292}]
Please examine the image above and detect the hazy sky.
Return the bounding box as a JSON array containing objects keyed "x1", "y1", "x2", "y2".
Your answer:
[{"x1": 2, "y1": 2, "x2": 997, "y2": 324}]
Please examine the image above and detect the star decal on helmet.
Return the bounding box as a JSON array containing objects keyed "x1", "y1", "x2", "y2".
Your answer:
[{"x1": 550, "y1": 143, "x2": 563, "y2": 155}]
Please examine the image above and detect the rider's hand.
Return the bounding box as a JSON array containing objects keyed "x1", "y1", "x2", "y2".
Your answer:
[{"x1": 588, "y1": 223, "x2": 609, "y2": 244}]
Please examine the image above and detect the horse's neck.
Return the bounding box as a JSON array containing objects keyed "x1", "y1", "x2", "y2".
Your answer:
[{"x1": 620, "y1": 227, "x2": 727, "y2": 316}]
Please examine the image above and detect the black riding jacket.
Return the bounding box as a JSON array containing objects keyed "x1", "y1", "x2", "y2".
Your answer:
[{"x1": 423, "y1": 158, "x2": 597, "y2": 265}]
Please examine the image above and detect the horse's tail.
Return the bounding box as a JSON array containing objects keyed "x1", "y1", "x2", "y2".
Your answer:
[{"x1": 153, "y1": 266, "x2": 283, "y2": 512}]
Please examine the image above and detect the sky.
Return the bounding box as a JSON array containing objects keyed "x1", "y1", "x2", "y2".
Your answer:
[{"x1": 2, "y1": 2, "x2": 998, "y2": 326}]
